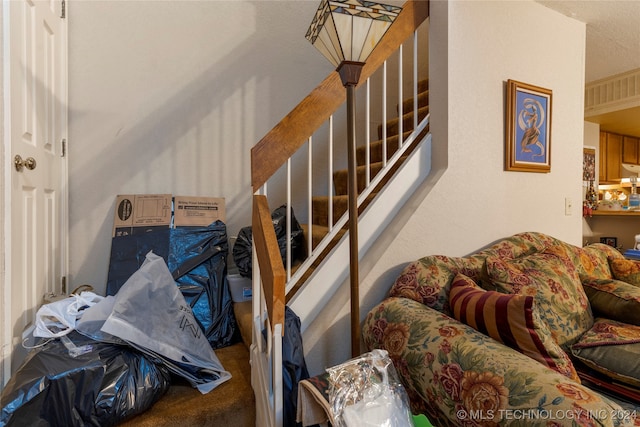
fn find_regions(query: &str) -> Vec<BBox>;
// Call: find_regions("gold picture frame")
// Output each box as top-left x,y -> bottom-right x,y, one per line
505,79 -> 553,172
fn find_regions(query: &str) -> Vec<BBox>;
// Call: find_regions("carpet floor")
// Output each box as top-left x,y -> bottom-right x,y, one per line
119,341 -> 255,426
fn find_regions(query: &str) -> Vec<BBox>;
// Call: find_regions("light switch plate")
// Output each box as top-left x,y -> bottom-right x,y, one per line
565,198 -> 573,216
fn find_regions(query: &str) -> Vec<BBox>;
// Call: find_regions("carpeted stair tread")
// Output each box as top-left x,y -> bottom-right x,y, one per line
401,89 -> 429,113
398,79 -> 429,112
333,162 -> 383,195
379,105 -> 430,139
312,196 -> 347,228
333,155 -> 410,195
354,131 -> 414,167
312,193 -> 378,228
417,78 -> 429,93
119,341 -> 255,427
301,223 -> 347,250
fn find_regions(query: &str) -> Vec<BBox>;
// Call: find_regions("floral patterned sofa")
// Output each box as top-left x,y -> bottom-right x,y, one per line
363,231 -> 640,426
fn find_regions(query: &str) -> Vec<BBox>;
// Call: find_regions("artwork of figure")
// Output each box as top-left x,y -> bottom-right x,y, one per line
518,98 -> 545,157
505,79 -> 552,172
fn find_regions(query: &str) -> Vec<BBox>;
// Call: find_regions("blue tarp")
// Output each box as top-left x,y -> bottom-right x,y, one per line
107,220 -> 237,349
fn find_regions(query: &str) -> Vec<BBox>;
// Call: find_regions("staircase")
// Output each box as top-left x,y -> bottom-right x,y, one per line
294,80 -> 430,293
312,80 -> 429,233
251,1 -> 430,425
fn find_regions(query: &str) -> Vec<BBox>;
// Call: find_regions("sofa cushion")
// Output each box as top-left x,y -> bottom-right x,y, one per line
608,258 -> 640,286
388,232 -> 550,316
582,278 -> 640,326
449,273 -> 579,382
485,247 -> 593,348
389,256 -> 484,316
571,318 -> 640,389
363,297 -> 628,427
579,243 -> 621,280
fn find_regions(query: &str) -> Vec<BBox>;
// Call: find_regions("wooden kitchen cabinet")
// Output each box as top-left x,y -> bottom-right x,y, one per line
600,131 -> 622,182
623,136 -> 640,165
599,132 -> 606,182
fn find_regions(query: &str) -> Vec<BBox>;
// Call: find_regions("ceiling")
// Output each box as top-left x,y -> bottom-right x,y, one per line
536,0 -> 640,137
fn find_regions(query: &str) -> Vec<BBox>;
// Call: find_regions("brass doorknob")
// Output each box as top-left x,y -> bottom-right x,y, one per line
14,155 -> 36,172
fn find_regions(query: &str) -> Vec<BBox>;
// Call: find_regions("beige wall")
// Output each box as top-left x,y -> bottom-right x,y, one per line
302,0 -> 587,374
67,1 -> 333,290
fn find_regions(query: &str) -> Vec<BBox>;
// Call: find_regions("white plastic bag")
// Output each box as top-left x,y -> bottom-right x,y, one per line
34,291 -> 104,338
100,251 -> 231,394
327,349 -> 413,427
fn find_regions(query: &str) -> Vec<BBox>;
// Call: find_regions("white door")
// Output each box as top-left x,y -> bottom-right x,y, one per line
1,0 -> 68,388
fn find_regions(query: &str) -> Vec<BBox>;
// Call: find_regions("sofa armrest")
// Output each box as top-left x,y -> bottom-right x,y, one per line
363,297 -> 631,427
582,278 -> 640,326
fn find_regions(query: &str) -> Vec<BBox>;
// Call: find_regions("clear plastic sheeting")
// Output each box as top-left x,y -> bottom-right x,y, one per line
0,331 -> 171,427
327,349 -> 413,427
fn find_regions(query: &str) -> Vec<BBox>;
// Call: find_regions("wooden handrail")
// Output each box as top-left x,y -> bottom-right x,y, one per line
251,0 -> 430,191
252,194 -> 286,335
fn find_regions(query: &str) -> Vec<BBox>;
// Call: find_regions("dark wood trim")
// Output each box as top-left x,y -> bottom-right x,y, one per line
251,0 -> 430,191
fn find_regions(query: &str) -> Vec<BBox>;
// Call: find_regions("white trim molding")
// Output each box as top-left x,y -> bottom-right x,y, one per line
585,68 -> 640,117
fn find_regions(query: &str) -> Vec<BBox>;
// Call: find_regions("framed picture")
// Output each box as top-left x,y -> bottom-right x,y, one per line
600,237 -> 617,248
505,79 -> 553,172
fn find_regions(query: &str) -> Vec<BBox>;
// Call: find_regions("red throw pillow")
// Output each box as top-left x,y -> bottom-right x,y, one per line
449,273 -> 580,382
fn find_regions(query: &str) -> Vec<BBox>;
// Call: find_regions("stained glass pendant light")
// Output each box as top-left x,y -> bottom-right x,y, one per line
306,0 -> 402,71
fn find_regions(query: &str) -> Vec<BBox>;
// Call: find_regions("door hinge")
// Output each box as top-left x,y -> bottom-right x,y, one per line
61,0 -> 66,19
61,138 -> 66,157
61,276 -> 67,294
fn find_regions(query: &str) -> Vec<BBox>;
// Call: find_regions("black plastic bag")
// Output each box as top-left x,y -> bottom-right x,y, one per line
283,306 -> 310,427
0,331 -> 171,427
233,205 -> 306,278
233,226 -> 253,278
168,223 -> 238,349
107,221 -> 238,349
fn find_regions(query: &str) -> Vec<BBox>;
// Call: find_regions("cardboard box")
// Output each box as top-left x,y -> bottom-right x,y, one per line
112,194 -> 225,237
174,196 -> 225,227
112,194 -> 172,237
